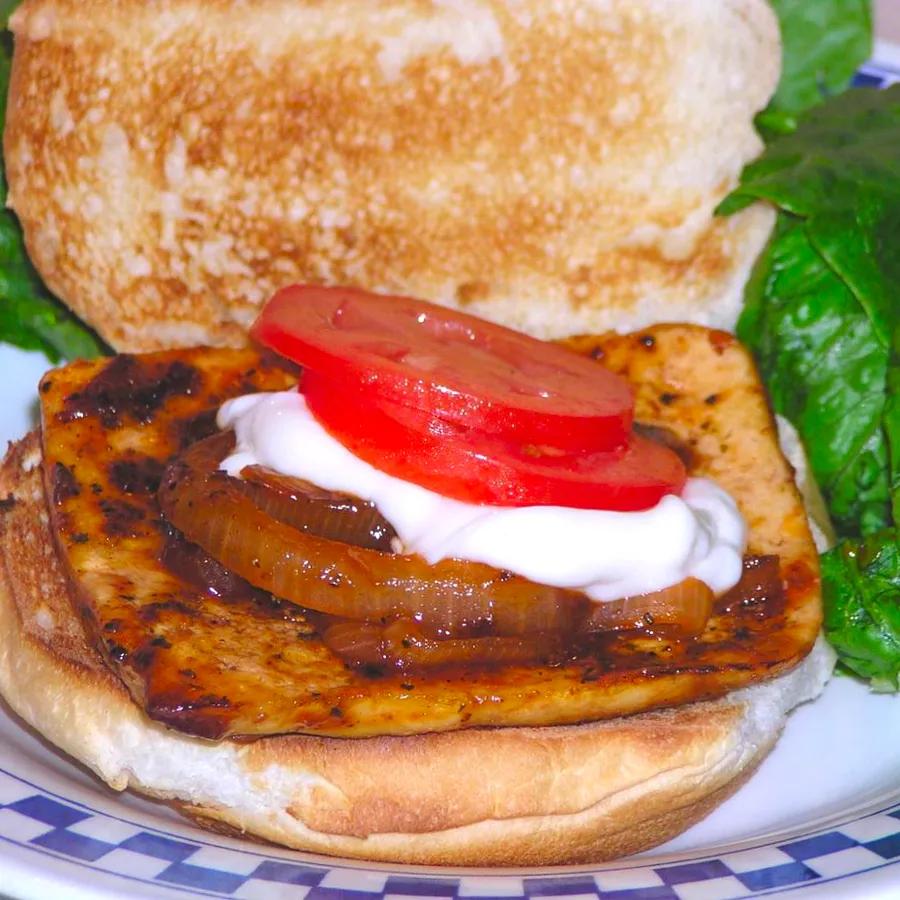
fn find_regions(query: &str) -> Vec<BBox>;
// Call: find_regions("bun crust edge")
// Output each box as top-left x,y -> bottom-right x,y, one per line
0,432 -> 834,866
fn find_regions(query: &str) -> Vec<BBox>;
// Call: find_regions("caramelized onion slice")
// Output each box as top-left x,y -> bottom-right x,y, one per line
159,432 -> 722,641
318,580 -> 715,671
237,465 -> 398,552
159,433 -> 590,637
318,615 -> 565,671
589,578 -> 714,637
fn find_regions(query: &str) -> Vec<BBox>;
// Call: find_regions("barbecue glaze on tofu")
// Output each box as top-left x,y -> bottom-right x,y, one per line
37,328 -> 820,740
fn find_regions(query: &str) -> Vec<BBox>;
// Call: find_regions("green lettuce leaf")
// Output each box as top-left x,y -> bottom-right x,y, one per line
822,533 -> 900,691
762,0 -> 873,133
738,214 -> 891,535
725,86 -> 900,536
0,0 -> 20,25
721,85 -> 900,688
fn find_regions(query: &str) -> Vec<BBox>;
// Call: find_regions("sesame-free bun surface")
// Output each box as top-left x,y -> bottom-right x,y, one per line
0,432 -> 833,865
6,0 -> 778,351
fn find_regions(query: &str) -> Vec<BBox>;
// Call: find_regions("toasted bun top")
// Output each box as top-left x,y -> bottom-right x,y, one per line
7,0 -> 778,350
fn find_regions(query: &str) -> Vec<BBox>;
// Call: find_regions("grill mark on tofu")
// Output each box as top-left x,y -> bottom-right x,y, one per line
52,461 -> 80,505
109,457 -> 165,495
58,355 -> 201,428
98,498 -> 146,538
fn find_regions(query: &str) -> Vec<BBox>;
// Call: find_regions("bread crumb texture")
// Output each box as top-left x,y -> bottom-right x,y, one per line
6,0 -> 778,350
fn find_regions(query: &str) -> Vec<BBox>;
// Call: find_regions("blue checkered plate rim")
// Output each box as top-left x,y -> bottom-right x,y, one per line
4,732 -> 900,900
1,58 -> 900,900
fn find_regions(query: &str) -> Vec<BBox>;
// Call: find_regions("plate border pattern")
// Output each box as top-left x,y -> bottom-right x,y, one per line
2,764 -> 900,900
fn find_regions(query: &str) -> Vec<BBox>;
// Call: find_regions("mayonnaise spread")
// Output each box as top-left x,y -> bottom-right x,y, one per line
218,391 -> 747,602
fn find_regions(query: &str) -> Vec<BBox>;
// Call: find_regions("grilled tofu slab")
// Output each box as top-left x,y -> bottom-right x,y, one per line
36,328 -> 821,739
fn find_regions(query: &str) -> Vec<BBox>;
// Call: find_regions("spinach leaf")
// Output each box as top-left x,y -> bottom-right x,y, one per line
0,23 -> 105,361
822,533 -> 900,692
722,85 -> 900,688
0,0 -> 19,25
724,86 -> 900,537
740,214 -> 890,535
721,87 -> 900,220
762,0 -> 872,133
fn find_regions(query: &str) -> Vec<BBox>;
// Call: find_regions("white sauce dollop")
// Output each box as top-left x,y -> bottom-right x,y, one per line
218,392 -> 747,602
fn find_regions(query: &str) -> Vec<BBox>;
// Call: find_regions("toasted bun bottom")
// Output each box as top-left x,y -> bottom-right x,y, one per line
0,434 -> 834,865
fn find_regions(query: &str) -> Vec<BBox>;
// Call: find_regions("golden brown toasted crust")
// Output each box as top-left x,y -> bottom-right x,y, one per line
0,432 -> 833,864
36,329 -> 821,740
6,0 -> 778,350
0,437 -> 115,681
175,750 -> 769,866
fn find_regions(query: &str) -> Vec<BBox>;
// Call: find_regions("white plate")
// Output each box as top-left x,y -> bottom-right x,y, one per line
3,58 -> 900,900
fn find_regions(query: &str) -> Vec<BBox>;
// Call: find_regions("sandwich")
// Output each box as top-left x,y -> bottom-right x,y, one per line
0,285 -> 831,865
0,0 -> 834,868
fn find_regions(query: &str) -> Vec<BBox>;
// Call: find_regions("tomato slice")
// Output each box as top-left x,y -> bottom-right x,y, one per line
252,285 -> 633,453
302,371 -> 686,511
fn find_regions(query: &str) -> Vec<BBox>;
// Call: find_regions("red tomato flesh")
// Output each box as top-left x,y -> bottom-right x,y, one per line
302,371 -> 686,511
252,285 -> 634,453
